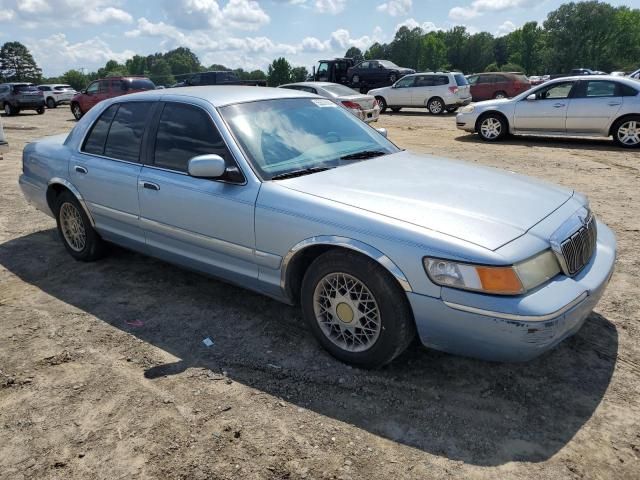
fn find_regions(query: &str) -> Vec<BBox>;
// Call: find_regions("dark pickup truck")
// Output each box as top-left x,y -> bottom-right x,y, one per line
175,71 -> 267,87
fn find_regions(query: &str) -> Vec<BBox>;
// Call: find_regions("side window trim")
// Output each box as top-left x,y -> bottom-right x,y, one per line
146,100 -> 246,184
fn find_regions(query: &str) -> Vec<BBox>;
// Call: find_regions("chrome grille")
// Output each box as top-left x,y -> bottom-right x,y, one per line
559,214 -> 597,276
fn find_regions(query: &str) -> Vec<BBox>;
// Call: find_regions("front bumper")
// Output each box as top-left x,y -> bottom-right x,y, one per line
407,222 -> 616,362
456,111 -> 478,132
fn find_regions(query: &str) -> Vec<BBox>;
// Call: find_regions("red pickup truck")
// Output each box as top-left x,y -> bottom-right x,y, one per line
70,76 -> 155,120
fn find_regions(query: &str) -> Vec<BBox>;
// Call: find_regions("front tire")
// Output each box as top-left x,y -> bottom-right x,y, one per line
71,103 -> 83,120
36,106 -> 45,115
427,97 -> 444,115
3,103 -> 14,116
389,72 -> 398,83
300,250 -> 415,369
493,91 -> 507,99
477,113 -> 507,141
612,117 -> 640,148
376,96 -> 387,113
55,191 -> 106,261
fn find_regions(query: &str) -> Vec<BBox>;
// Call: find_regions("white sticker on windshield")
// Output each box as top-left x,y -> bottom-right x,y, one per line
312,99 -> 337,107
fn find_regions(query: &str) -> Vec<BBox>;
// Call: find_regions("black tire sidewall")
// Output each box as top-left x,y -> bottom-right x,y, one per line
300,250 -> 415,368
47,98 -> 56,108
376,96 -> 387,113
55,191 -> 104,261
71,104 -> 82,120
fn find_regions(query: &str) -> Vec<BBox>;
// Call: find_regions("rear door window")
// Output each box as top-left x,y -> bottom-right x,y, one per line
103,102 -> 154,162
583,81 -> 617,98
435,76 -> 449,86
415,75 -> 434,87
153,103 -> 232,173
82,104 -> 119,156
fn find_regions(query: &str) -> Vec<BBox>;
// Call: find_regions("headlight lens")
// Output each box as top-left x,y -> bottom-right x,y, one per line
459,105 -> 475,113
424,250 -> 560,295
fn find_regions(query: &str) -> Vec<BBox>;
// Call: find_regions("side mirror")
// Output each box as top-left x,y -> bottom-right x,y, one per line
376,128 -> 388,138
526,94 -> 536,101
188,154 -> 226,178
81,89 -> 87,94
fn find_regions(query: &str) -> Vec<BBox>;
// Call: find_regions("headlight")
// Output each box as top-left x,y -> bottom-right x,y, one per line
423,250 -> 560,295
459,105 -> 475,114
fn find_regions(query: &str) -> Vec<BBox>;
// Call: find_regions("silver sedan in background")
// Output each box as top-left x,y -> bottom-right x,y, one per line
456,75 -> 640,148
279,81 -> 380,123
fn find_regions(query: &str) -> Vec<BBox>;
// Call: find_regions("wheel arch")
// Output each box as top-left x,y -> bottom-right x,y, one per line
608,113 -> 640,136
46,178 -> 95,226
475,110 -> 510,133
280,236 -> 412,304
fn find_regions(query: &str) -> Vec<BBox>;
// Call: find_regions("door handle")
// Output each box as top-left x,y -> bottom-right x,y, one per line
608,102 -> 621,106
553,103 -> 565,108
74,165 -> 88,174
140,181 -> 160,191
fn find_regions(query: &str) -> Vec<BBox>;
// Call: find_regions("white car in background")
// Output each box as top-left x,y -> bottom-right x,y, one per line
628,68 -> 640,80
278,82 -> 380,123
37,84 -> 77,109
368,72 -> 472,115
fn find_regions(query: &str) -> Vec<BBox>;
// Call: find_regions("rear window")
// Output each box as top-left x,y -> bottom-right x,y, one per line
122,78 -> 155,91
323,84 -> 359,96
14,85 -> 37,92
454,74 -> 469,86
514,74 -> 529,83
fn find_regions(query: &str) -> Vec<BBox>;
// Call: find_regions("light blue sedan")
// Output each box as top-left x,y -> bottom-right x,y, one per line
19,86 -> 616,368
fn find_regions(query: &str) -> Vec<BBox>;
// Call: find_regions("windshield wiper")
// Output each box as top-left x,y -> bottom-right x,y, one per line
340,150 -> 387,161
271,166 -> 333,180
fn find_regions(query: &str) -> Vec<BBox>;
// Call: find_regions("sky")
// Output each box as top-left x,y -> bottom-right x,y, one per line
0,0 -> 636,76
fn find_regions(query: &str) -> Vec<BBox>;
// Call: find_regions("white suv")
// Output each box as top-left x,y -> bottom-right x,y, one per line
368,72 -> 472,115
37,84 -> 77,109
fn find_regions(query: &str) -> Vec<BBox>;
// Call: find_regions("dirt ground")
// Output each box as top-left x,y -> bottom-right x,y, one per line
0,106 -> 638,480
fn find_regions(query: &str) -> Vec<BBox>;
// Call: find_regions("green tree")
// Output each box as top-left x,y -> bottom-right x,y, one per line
164,47 -> 201,75
247,69 -> 267,80
493,37 -> 509,67
149,59 -> 175,86
61,70 -> 88,91
0,41 -> 42,82
364,42 -> 390,60
463,32 -> 495,74
290,66 -> 309,82
390,27 -> 423,69
267,57 -> 292,86
444,26 -> 470,71
417,32 -> 448,71
126,55 -> 149,76
344,47 -> 364,64
97,59 -> 128,78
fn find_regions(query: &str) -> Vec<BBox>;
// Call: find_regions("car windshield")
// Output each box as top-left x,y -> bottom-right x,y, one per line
322,84 -> 360,97
221,98 -> 399,180
379,60 -> 399,69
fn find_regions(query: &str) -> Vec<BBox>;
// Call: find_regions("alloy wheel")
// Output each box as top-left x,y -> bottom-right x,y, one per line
480,117 -> 502,139
72,104 -> 82,119
59,202 -> 86,252
617,120 -> 640,146
313,272 -> 381,353
429,100 -> 443,114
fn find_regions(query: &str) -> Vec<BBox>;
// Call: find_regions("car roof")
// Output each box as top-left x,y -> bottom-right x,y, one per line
279,82 -> 341,88
117,85 -> 317,107
550,74 -> 640,83
38,83 -> 71,87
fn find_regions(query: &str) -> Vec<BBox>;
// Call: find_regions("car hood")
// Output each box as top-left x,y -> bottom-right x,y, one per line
473,98 -> 513,108
277,151 -> 574,250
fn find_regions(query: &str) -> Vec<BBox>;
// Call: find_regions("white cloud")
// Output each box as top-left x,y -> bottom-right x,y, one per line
314,0 -> 346,14
1,0 -> 133,26
496,20 -> 516,36
449,0 -> 536,21
161,0 -> 269,31
377,0 -> 411,17
28,33 -> 136,74
395,18 -> 443,32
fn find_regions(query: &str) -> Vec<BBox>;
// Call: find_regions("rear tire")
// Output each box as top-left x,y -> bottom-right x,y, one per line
3,103 -> 14,116
493,91 -> 507,99
352,75 -> 360,85
612,116 -> 640,148
427,97 -> 445,115
55,191 -> 106,261
376,96 -> 387,113
300,250 -> 415,369
477,113 -> 508,141
46,97 -> 56,109
36,107 -> 45,115
71,102 -> 83,120
389,72 -> 398,83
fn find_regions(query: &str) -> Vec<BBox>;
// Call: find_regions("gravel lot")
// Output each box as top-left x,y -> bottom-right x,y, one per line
0,106 -> 638,480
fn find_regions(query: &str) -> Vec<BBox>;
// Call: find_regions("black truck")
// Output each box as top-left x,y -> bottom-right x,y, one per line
312,58 -> 356,85
174,71 -> 267,87
311,57 -> 415,93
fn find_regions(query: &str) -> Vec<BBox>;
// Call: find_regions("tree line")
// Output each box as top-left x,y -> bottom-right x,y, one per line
1,1 -> 638,90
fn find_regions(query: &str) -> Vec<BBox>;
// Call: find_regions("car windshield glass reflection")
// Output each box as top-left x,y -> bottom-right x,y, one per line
221,98 -> 399,180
